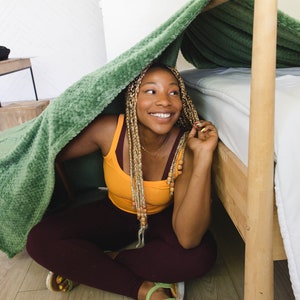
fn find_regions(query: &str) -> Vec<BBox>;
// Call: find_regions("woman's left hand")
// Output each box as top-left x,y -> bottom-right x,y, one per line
187,120 -> 218,153
172,120 -> 218,247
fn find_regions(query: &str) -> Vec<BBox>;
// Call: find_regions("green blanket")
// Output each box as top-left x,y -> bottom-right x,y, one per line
0,0 -> 210,258
181,0 -> 300,68
1,0 -> 300,258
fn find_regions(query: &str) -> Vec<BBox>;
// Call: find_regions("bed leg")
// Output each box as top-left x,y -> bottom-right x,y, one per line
244,0 -> 277,299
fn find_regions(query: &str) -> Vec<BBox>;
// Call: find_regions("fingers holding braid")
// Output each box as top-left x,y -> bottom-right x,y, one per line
187,120 -> 218,153
196,120 -> 217,137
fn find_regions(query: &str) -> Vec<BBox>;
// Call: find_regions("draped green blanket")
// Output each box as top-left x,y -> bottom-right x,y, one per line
1,0 -> 300,258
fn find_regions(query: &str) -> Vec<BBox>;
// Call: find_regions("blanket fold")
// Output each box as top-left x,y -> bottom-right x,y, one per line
181,0 -> 300,68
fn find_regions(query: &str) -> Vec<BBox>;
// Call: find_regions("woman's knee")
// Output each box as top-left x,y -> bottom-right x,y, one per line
180,231 -> 217,279
194,231 -> 218,274
26,220 -> 57,261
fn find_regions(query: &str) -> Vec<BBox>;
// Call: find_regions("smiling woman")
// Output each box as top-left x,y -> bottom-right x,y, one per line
136,65 -> 183,137
26,62 -> 218,300
135,66 -> 183,176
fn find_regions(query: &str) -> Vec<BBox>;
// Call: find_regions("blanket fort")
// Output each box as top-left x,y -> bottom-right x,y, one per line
1,2 -> 300,298
0,0 -> 211,258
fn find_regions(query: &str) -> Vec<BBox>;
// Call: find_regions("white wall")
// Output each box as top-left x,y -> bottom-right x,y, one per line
278,0 -> 300,20
0,0 -> 106,103
100,0 -> 189,62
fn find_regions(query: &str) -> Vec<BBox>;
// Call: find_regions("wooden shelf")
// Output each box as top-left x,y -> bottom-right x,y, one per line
0,58 -> 38,101
0,58 -> 32,76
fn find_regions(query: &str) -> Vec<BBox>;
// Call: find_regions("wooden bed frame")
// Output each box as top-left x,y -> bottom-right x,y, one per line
212,141 -> 286,290
212,141 -> 286,261
205,1 -> 283,299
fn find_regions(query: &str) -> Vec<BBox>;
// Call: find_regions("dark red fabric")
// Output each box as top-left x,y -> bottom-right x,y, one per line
26,199 -> 217,298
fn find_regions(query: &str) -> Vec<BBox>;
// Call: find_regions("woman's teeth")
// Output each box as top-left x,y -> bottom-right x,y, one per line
150,113 -> 171,118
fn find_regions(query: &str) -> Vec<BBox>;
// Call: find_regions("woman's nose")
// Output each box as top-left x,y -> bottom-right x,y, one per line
155,93 -> 171,106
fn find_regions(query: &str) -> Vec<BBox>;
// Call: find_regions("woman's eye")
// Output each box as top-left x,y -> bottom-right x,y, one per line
170,90 -> 180,96
145,89 -> 155,94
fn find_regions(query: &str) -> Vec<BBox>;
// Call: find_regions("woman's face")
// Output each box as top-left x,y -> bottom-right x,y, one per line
136,67 -> 182,135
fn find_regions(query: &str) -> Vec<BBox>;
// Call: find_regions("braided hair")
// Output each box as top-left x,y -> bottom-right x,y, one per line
125,62 -> 200,247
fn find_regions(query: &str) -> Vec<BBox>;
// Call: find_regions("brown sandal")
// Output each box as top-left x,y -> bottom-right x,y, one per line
46,271 -> 78,292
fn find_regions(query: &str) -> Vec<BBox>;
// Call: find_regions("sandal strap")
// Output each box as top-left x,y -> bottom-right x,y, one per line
61,279 -> 73,292
46,271 -> 75,293
146,282 -> 175,300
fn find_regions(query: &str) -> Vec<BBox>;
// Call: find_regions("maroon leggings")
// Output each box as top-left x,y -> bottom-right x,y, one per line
26,198 -> 217,299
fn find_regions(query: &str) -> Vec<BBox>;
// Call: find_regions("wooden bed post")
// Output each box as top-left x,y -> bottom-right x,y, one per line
245,0 -> 278,299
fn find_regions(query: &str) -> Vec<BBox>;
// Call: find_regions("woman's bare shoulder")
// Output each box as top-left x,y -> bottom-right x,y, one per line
90,114 -> 120,154
92,114 -> 119,128
56,114 -> 120,162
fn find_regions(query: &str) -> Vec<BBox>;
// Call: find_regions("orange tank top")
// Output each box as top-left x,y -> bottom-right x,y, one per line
103,114 -> 185,215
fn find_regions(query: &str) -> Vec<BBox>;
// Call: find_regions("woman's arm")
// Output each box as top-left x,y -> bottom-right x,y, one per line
172,121 -> 218,249
56,114 -> 118,162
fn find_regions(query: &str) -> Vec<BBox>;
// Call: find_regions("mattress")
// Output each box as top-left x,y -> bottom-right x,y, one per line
181,67 -> 300,299
182,67 -> 300,166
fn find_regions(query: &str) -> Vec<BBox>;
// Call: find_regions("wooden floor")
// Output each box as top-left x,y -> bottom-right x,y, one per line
0,199 -> 295,300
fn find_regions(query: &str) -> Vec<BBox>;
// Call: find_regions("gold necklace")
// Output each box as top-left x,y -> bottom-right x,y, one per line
140,132 -> 170,156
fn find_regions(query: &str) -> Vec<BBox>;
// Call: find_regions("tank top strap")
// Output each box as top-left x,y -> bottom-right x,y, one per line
108,114 -> 124,152
116,116 -> 126,168
162,129 -> 185,180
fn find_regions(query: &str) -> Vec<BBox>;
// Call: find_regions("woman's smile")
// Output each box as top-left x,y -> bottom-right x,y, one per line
149,112 -> 172,119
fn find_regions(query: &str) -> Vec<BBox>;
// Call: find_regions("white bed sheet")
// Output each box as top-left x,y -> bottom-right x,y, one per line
181,67 -> 300,299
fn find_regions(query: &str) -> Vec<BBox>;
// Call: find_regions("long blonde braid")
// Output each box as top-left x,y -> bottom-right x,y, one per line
125,63 -> 200,247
